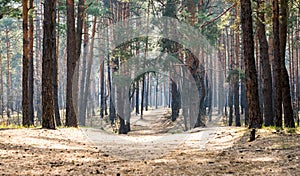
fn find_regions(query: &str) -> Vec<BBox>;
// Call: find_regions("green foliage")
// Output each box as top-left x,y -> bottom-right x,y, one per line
57,23 -> 67,36
226,69 -> 245,83
86,1 -> 107,17
286,128 -> 296,133
0,0 -> 21,19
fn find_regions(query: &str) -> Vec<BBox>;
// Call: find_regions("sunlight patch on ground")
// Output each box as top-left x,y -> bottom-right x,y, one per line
248,156 -> 279,162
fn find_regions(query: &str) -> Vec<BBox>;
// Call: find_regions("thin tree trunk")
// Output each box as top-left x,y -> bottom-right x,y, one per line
228,25 -> 234,126
135,81 -> 139,114
141,74 -> 145,119
54,0 -> 61,126
35,0 -> 42,122
29,0 -> 34,125
296,7 -> 300,126
155,76 -> 158,109
145,73 -> 149,111
79,21 -> 89,124
0,52 -> 2,117
80,16 -> 97,126
171,80 -> 180,121
272,0 -> 283,128
22,0 -> 30,126
217,39 -> 225,115
234,7 -> 241,126
6,27 -> 11,120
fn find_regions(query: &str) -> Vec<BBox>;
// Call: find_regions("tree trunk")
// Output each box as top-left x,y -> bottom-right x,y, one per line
66,0 -> 78,127
171,80 -> 180,122
135,81 -> 139,114
186,0 -> 206,128
155,76 -> 158,109
54,0 -> 61,126
22,0 -> 30,126
228,25 -> 234,126
145,73 -> 149,111
0,52 -> 3,117
73,0 -> 86,115
28,0 -> 34,125
42,0 -> 56,129
80,16 -> 97,126
100,59 -> 105,119
279,0 -> 295,128
218,40 -> 225,115
257,0 -> 274,126
240,0 -> 262,128
141,74 -> 145,119
108,0 -> 116,125
272,0 -> 283,127
79,21 -> 89,122
234,8 -> 241,126
35,0 -> 42,122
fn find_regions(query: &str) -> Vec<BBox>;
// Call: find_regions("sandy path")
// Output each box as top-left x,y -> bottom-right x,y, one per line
83,108 -> 218,160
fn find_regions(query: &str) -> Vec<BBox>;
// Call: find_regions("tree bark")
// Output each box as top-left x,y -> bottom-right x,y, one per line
35,0 -> 42,122
279,0 -> 295,128
240,0 -> 262,128
234,8 -> 241,126
80,16 -> 97,126
54,0 -> 61,126
171,80 -> 180,121
141,74 -> 145,119
28,0 -> 34,125
66,0 -> 78,127
0,52 -> 3,117
22,0 -> 30,126
257,0 -> 274,126
272,0 -> 283,127
79,21 -> 89,123
42,0 -> 56,129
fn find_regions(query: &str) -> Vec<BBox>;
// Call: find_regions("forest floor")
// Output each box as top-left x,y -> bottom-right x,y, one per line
0,108 -> 299,175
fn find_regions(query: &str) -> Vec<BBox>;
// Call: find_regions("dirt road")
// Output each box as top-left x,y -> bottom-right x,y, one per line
84,108 -> 223,160
0,108 -> 299,175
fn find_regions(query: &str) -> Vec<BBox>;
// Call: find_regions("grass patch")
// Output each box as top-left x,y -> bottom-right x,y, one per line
286,128 -> 296,133
0,124 -> 25,129
262,125 -> 283,132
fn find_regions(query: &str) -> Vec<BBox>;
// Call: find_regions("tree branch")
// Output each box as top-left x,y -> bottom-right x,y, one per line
200,3 -> 236,28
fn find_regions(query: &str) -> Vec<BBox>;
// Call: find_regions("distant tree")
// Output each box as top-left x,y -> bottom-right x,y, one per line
80,16 -> 97,126
42,0 -> 56,129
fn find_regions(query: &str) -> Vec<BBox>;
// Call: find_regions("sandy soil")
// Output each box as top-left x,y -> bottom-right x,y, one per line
0,109 -> 299,175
